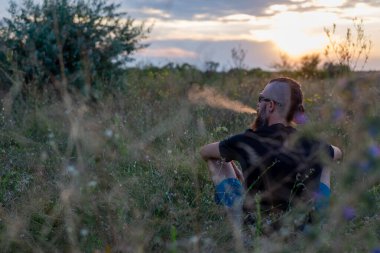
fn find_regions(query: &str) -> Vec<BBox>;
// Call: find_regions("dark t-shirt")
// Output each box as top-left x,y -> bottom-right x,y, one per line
219,123 -> 334,214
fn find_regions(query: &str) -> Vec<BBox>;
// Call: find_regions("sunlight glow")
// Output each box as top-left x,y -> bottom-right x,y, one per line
218,14 -> 256,23
193,13 -> 212,20
250,11 -> 337,56
312,0 -> 346,7
265,4 -> 289,14
139,47 -> 198,58
345,3 -> 380,19
142,18 -> 256,41
131,1 -> 380,63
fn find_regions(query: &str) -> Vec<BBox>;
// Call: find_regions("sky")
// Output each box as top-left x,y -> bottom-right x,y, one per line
1,0 -> 380,71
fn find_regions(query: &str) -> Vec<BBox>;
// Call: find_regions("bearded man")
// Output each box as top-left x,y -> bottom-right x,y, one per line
200,77 -> 342,226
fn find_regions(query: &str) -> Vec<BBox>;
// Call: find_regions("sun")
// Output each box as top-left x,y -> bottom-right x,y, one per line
271,30 -> 326,57
250,11 -> 335,57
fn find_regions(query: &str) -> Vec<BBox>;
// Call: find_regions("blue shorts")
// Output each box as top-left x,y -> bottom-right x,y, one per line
214,180 -> 330,210
214,178 -> 243,208
315,182 -> 331,211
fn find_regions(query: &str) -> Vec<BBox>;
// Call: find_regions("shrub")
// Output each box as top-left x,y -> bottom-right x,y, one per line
323,17 -> 372,72
0,0 -> 150,96
298,53 -> 321,79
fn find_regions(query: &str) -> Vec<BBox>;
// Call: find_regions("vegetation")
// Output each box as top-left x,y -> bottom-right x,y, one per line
0,0 -> 149,96
0,61 -> 379,252
324,17 -> 372,72
0,1 -> 379,252
271,17 -> 372,79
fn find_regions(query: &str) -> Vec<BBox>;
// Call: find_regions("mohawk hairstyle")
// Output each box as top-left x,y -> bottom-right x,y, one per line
268,77 -> 304,123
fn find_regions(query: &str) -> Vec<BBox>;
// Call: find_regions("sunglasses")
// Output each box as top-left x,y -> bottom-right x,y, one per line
258,95 -> 282,106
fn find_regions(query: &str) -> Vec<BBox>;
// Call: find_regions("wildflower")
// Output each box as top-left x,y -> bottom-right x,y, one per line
80,228 -> 89,237
294,112 -> 308,125
88,181 -> 97,187
190,235 -> 199,244
368,144 -> 380,158
104,129 -> 113,138
358,160 -> 371,172
214,126 -> 228,133
66,165 -> 78,176
333,108 -> 344,121
40,151 -> 48,161
343,206 -> 356,221
368,126 -> 379,137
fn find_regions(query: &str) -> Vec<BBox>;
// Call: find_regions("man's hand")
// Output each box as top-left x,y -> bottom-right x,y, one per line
200,142 -> 221,161
231,161 -> 244,183
331,145 -> 343,161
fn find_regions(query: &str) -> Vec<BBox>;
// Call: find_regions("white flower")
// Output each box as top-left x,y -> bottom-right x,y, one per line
104,129 -> 113,138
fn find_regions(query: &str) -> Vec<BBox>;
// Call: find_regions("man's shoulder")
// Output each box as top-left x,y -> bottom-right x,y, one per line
219,129 -> 265,150
247,124 -> 297,142
292,134 -> 334,159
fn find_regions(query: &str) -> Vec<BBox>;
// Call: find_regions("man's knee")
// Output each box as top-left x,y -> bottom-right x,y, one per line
208,160 -> 237,185
214,178 -> 244,208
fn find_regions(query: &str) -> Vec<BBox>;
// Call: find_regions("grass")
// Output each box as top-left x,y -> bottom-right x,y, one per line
0,68 -> 380,252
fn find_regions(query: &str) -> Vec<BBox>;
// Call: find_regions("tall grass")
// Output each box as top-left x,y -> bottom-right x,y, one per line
0,67 -> 379,252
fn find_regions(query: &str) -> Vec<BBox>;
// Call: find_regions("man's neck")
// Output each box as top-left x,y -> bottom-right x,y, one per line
268,117 -> 289,127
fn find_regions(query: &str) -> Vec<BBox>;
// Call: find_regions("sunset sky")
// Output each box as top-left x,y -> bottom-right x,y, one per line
1,0 -> 380,70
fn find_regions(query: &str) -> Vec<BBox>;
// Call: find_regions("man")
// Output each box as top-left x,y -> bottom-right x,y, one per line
200,77 -> 342,225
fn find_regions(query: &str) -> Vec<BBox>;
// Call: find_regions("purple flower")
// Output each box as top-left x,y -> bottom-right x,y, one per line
333,109 -> 345,121
368,144 -> 380,158
358,160 -> 371,172
343,206 -> 356,221
371,248 -> 380,253
294,112 -> 308,125
368,126 -> 379,137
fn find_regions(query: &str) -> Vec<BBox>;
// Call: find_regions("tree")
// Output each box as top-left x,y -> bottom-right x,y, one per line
298,53 -> 321,78
272,52 -> 295,72
204,61 -> 219,73
0,0 -> 150,95
231,44 -> 247,70
324,17 -> 372,72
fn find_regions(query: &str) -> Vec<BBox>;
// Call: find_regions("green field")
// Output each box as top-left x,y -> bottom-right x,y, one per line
0,66 -> 379,252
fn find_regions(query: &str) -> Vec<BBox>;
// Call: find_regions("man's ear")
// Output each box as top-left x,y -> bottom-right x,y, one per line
268,101 -> 275,113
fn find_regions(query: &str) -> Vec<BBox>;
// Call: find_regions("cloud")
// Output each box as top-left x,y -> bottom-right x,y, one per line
144,17 -> 256,41
342,3 -> 380,21
249,10 -> 340,56
265,4 -> 292,14
132,39 -> 277,70
1,0 -> 380,70
217,14 -> 256,23
311,0 -> 347,7
138,47 -> 198,58
135,0 -> 379,60
192,13 -> 217,20
123,0 -> 288,19
140,8 -> 171,18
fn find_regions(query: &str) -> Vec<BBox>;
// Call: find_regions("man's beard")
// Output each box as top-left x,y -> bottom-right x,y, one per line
252,105 -> 268,130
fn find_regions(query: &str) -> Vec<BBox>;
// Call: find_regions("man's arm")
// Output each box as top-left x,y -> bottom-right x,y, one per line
331,145 -> 342,161
231,161 -> 244,183
321,145 -> 342,189
200,142 -> 221,161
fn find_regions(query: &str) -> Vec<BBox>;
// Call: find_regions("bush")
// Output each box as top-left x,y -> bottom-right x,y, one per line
298,53 -> 321,79
0,0 -> 150,96
323,17 -> 372,72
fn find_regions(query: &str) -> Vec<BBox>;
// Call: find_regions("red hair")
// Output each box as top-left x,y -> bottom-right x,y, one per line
268,77 -> 304,123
